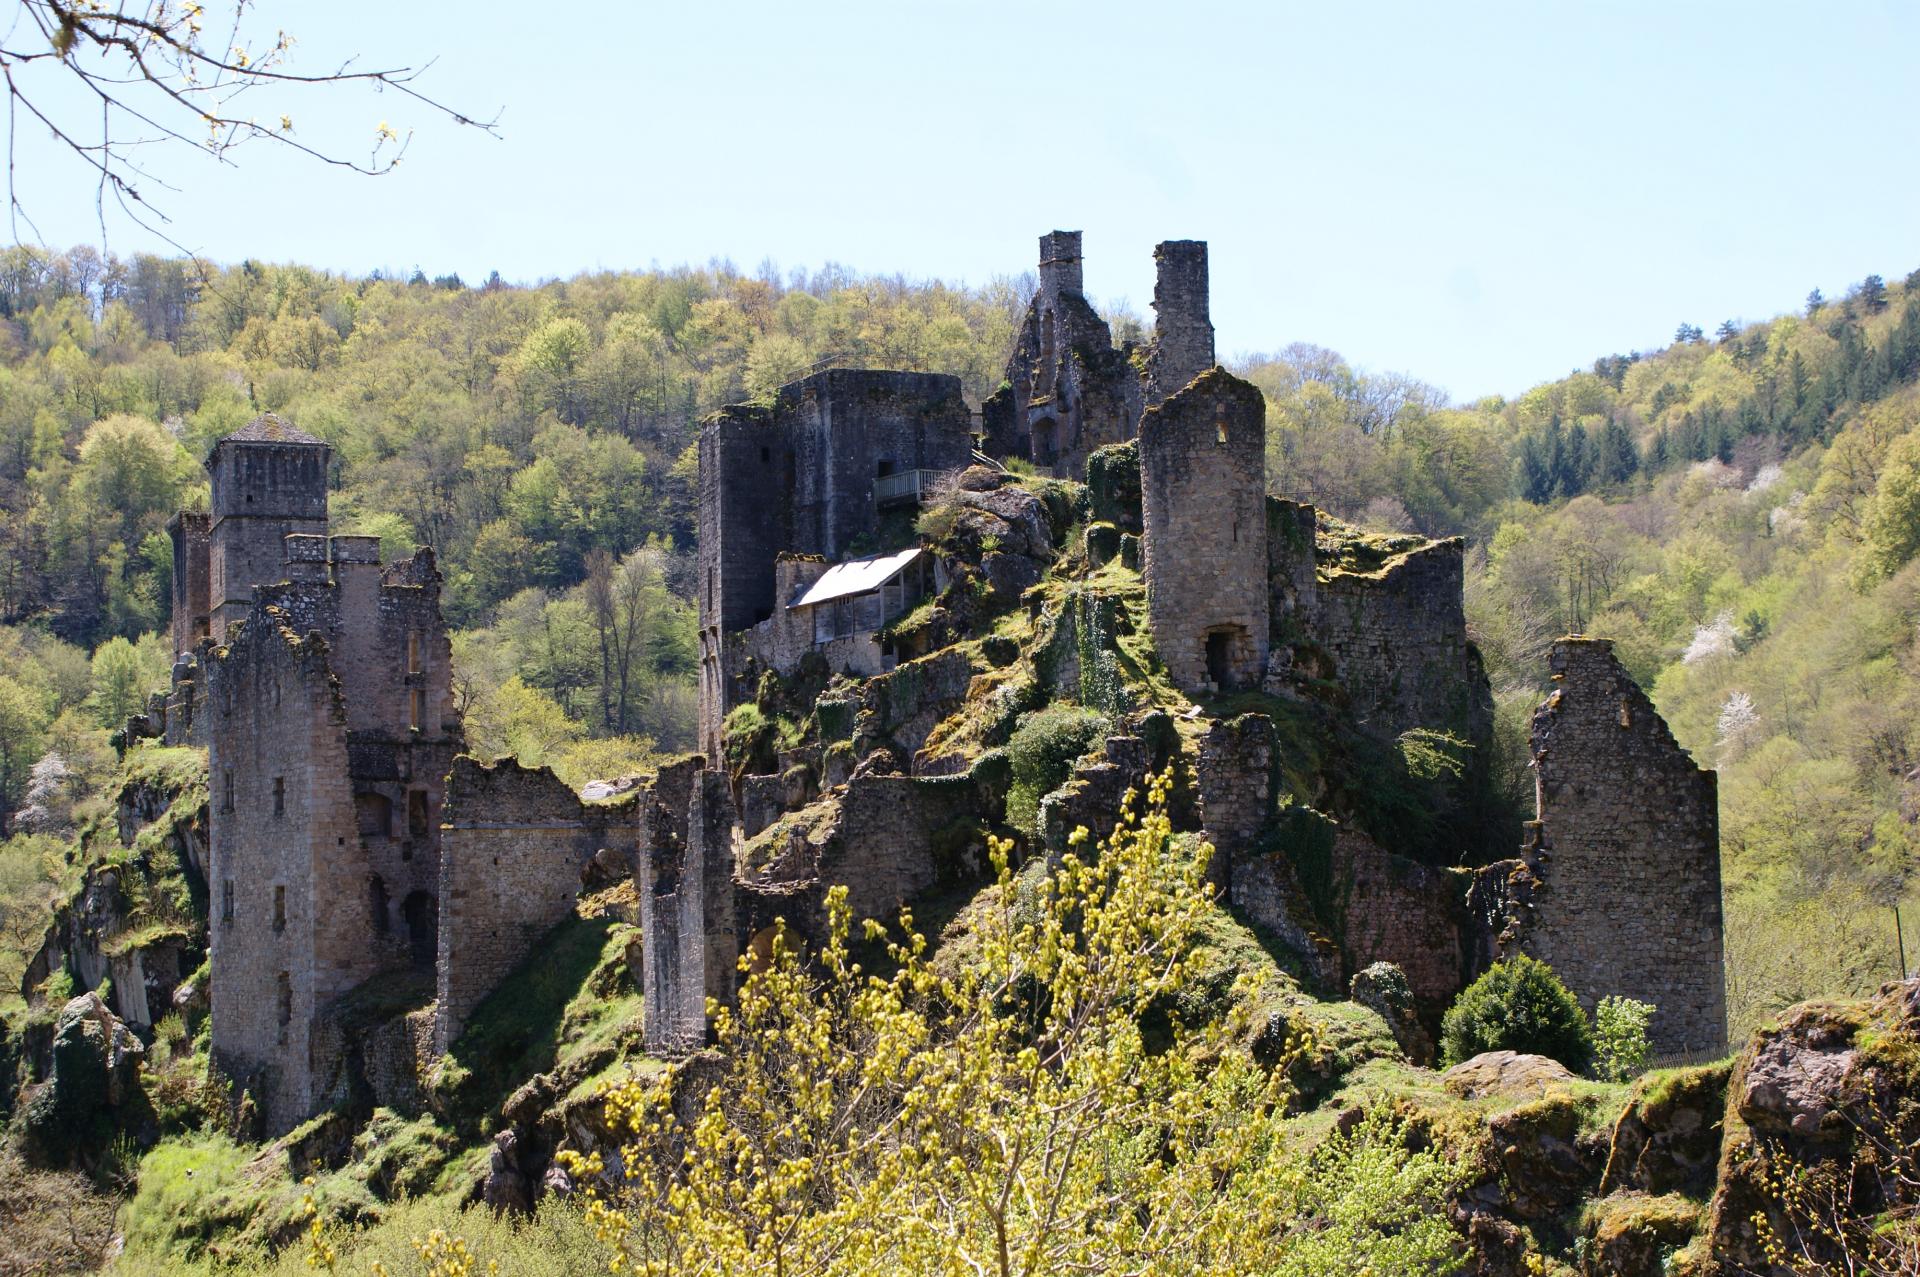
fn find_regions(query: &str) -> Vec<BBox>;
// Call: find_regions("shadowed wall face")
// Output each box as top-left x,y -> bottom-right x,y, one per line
1520,638 -> 1727,1055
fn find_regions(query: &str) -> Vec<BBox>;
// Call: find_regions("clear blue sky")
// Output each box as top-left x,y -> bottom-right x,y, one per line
14,0 -> 1919,401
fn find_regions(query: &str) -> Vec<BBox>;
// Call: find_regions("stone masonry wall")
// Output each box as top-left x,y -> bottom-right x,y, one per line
1518,638 -> 1726,1054
981,230 -> 1144,480
1140,368 -> 1270,693
641,767 -> 736,1055
206,610 -> 363,1134
167,511 -> 210,659
433,757 -> 634,1051
1308,539 -> 1493,751
697,371 -> 972,762
1143,240 -> 1215,407
206,420 -> 330,638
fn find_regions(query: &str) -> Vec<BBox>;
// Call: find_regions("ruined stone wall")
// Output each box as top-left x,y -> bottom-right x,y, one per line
433,757 -> 633,1051
206,427 -> 329,639
206,611 -> 364,1134
1519,638 -> 1726,1054
167,511 -> 211,659
1143,240 -> 1215,406
776,369 -> 971,562
983,230 -> 1144,480
640,766 -> 735,1055
1140,368 -> 1270,693
696,373 -> 971,762
1196,714 -> 1275,881
1265,498 -> 1319,634
1307,539 -> 1493,750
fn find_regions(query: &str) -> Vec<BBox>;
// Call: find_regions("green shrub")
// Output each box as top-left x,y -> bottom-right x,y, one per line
1003,704 -> 1108,836
1593,994 -> 1657,1081
1439,954 -> 1593,1071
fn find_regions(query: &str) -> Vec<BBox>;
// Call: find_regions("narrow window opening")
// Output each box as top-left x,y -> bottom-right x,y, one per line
272,885 -> 286,932
222,770 -> 234,813
272,776 -> 285,818
410,688 -> 427,732
406,631 -> 421,674
408,789 -> 430,838
276,971 -> 292,1044
760,446 -> 771,463
370,875 -> 389,935
221,879 -> 234,925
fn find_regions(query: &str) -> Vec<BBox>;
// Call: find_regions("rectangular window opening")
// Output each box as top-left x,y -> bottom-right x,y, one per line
272,776 -> 285,818
272,884 -> 286,932
221,879 -> 234,925
222,770 -> 234,813
406,631 -> 421,675
407,789 -> 430,839
276,971 -> 292,1044
409,688 -> 427,732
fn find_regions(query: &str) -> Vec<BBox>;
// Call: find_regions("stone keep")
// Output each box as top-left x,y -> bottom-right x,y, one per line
1139,368 -> 1270,693
1519,638 -> 1727,1055
205,414 -> 330,640
695,369 -> 973,763
193,417 -> 460,1133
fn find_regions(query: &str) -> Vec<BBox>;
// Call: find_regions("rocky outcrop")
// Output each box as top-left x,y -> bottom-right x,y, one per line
1704,980 -> 1920,1273
16,993 -> 150,1166
21,751 -> 209,1030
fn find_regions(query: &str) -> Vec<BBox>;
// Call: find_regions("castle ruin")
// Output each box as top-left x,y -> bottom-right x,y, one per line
155,232 -> 1726,1136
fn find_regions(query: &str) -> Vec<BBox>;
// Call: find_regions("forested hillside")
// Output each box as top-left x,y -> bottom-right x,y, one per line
2,244 -> 1918,1035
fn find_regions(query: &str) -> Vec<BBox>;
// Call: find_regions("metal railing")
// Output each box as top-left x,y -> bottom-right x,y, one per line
873,468 -> 946,506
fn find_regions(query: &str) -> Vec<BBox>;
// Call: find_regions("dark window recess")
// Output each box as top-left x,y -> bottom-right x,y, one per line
408,790 -> 430,838
272,885 -> 286,932
272,776 -> 285,818
276,972 -> 292,1043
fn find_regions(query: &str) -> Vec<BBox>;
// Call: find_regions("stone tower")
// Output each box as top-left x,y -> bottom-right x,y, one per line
1139,367 -> 1270,693
1144,240 -> 1215,406
207,414 -> 330,640
1519,638 -> 1727,1055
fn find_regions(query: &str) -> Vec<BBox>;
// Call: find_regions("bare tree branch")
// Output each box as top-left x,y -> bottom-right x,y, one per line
0,0 -> 501,246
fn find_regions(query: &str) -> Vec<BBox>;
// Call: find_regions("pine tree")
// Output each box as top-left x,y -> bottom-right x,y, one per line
1806,288 -> 1824,318
1860,274 -> 1889,314
1716,319 -> 1740,342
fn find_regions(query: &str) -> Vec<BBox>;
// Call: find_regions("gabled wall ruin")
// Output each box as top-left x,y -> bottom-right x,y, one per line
1513,638 -> 1726,1054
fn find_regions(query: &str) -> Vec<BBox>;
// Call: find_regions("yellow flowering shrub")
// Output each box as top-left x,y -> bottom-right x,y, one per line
566,773 -> 1468,1276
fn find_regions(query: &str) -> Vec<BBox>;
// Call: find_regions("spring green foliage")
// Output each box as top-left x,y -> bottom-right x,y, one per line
1002,703 -> 1108,836
1593,995 -> 1657,1081
1440,954 -> 1594,1071
564,776 -> 1468,1276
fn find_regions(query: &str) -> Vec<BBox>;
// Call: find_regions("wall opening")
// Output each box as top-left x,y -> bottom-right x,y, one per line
276,971 -> 292,1044
1032,417 -> 1059,467
221,770 -> 234,813
410,688 -> 427,732
1205,625 -> 1252,692
355,791 -> 393,838
272,884 -> 286,932
406,631 -> 421,674
221,879 -> 234,925
370,875 -> 389,935
402,890 -> 437,967
407,789 -> 430,838
272,776 -> 285,818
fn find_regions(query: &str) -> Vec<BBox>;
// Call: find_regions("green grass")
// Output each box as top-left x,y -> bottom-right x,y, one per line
429,910 -> 648,1133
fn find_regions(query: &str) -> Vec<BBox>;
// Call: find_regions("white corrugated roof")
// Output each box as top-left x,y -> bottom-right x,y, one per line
790,547 -> 925,609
